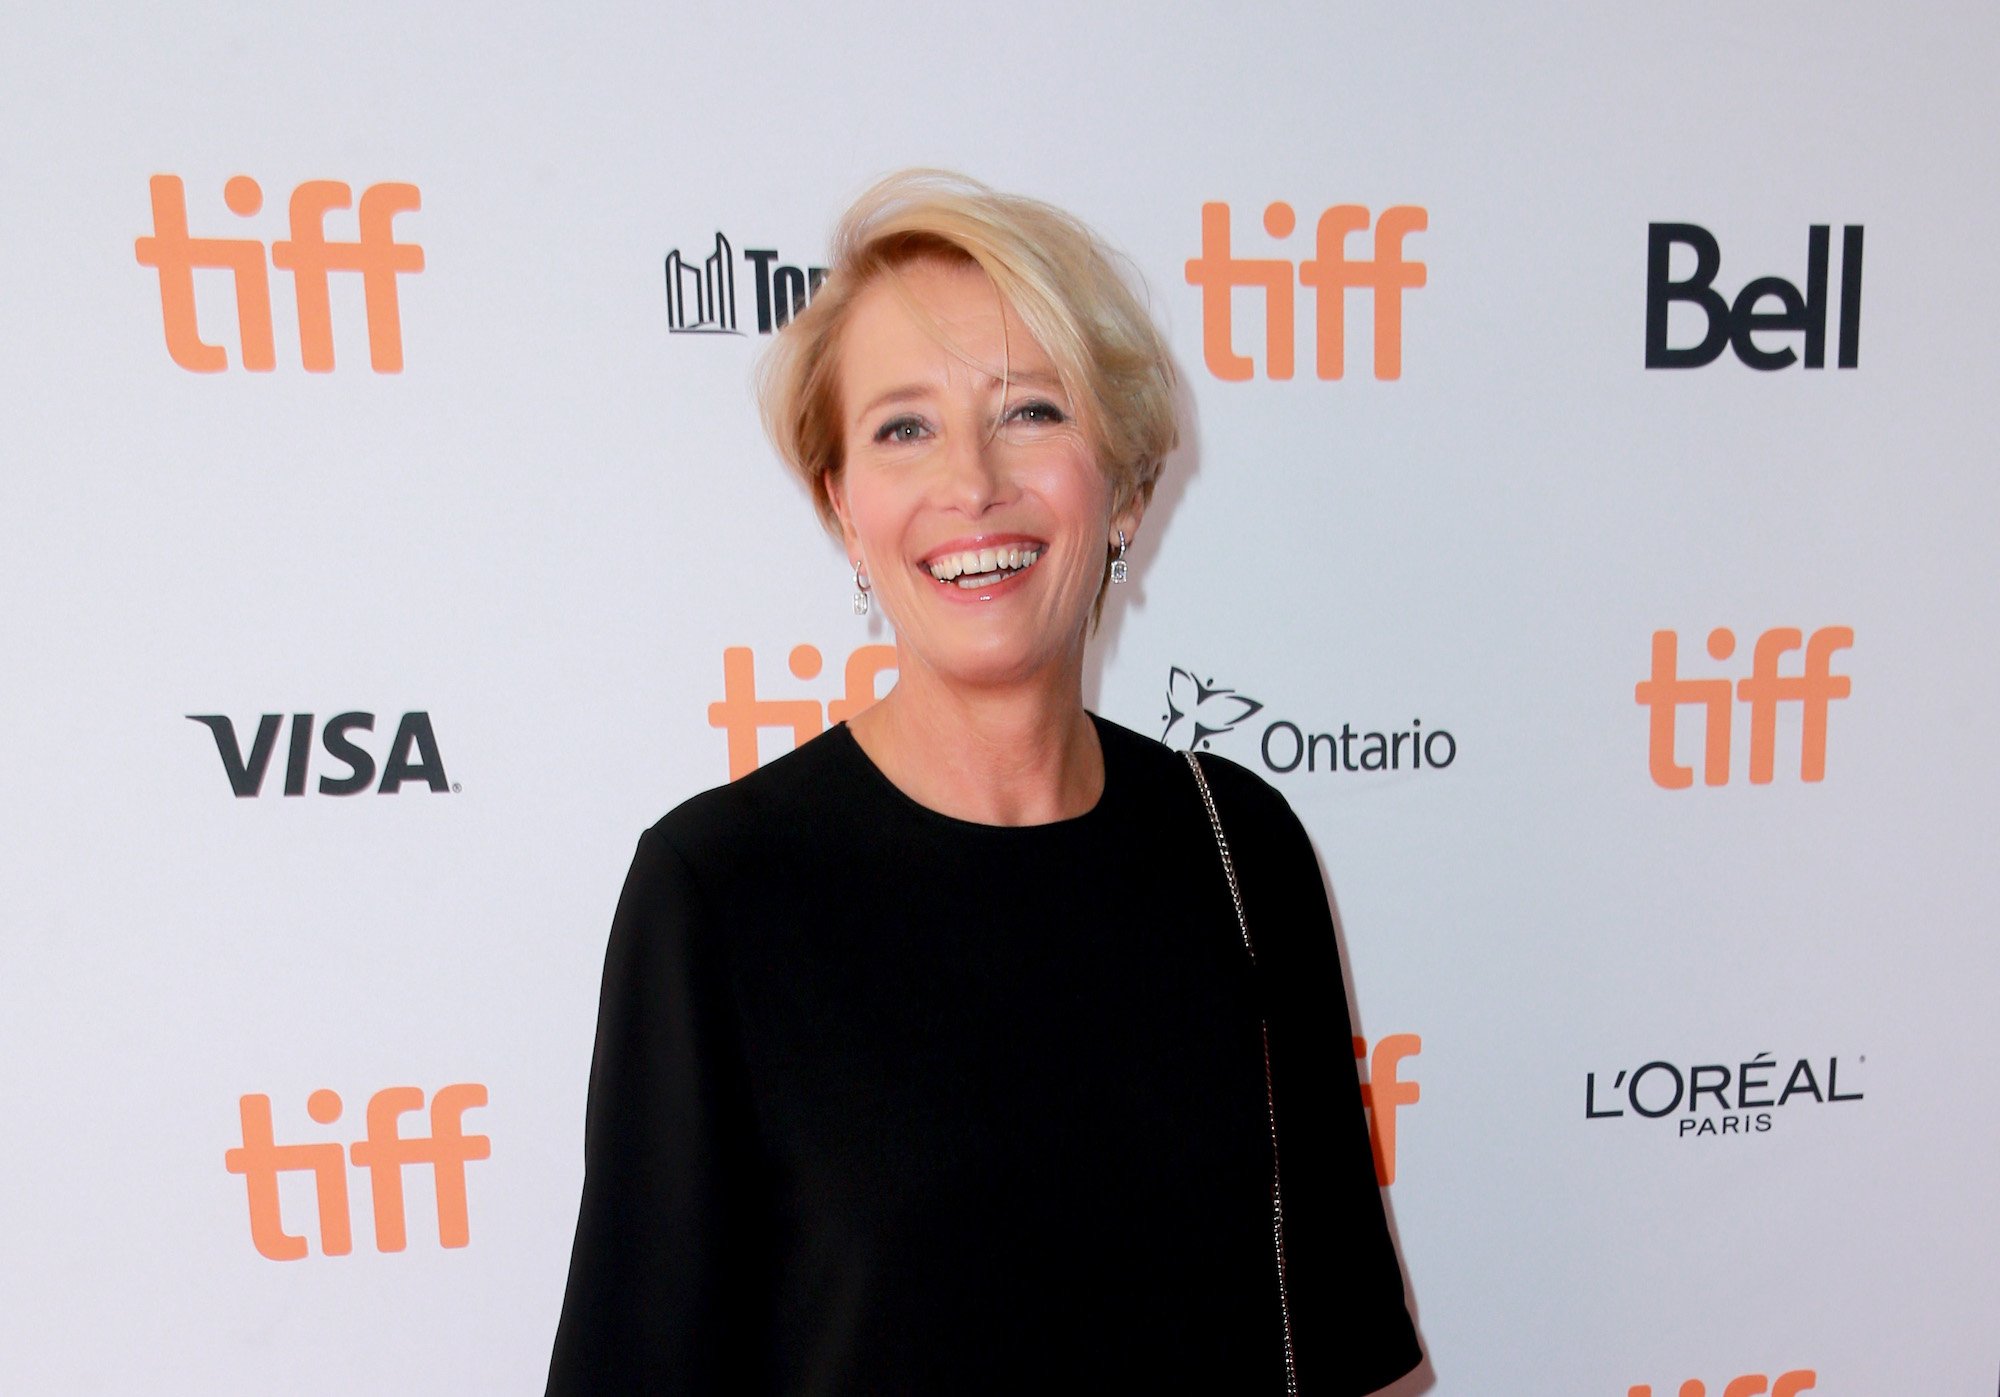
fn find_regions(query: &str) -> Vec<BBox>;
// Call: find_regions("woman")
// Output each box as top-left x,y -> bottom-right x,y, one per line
547,171 -> 1420,1395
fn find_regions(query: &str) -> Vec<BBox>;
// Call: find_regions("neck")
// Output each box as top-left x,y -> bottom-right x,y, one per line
845,654 -> 1102,826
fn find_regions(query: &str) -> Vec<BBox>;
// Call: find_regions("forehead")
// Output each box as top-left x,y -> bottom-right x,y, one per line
837,258 -> 1055,399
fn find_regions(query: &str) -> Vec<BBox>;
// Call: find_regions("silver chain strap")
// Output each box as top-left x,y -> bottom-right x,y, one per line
1184,750 -> 1299,1396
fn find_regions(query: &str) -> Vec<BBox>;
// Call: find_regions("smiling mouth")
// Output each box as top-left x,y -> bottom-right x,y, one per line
925,544 -> 1044,590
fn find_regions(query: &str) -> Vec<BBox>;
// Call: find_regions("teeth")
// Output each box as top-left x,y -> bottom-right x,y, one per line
927,546 -> 1042,582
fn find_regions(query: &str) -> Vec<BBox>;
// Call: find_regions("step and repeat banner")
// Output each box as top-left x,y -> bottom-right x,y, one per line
4,3 -> 1996,1393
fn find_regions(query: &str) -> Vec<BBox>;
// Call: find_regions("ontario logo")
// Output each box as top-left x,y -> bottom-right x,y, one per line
1158,667 -> 1456,776
664,231 -> 827,336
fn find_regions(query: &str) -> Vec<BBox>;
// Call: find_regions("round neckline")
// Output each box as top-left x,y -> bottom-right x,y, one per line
827,712 -> 1121,834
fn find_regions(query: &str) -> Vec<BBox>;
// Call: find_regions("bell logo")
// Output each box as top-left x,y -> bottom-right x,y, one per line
1634,628 -> 1853,788
135,174 -> 423,372
1185,200 -> 1426,381
1645,221 -> 1861,370
224,1084 -> 488,1260
187,711 -> 453,796
1629,1370 -> 1817,1397
1355,1034 -> 1420,1186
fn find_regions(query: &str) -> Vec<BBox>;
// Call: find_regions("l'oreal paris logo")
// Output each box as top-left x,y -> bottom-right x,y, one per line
1585,1052 -> 1863,1139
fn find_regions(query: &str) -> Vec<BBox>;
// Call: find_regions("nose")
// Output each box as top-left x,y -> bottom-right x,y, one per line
936,419 -> 1012,515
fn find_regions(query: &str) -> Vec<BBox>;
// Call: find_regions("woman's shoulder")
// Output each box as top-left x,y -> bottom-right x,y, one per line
1096,712 -> 1297,834
640,725 -> 862,874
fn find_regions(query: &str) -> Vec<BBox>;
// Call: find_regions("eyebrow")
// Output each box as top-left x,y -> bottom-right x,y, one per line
852,385 -> 929,426
850,370 -> 1067,429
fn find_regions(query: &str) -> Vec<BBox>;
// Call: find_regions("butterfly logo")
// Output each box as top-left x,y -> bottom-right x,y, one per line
1160,668 -> 1265,751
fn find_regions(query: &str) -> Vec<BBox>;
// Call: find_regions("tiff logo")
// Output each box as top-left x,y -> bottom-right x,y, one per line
1356,1033 -> 1420,1186
1634,627 -> 1852,789
135,175 -> 422,373
225,1085 -> 488,1260
664,232 -> 827,335
709,644 -> 897,779
1185,200 -> 1426,381
1630,1371 -> 1817,1397
187,711 -> 452,796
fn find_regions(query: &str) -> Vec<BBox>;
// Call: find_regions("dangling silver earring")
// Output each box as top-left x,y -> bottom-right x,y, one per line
1109,530 -> 1129,584
852,561 -> 872,615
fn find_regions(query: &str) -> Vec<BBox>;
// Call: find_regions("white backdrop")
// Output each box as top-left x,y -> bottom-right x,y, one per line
3,3 -> 1996,1393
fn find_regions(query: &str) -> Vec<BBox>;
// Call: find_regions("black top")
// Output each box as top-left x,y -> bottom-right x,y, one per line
547,716 -> 1420,1395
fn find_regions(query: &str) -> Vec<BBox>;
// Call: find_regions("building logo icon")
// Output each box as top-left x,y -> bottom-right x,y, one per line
664,232 -> 739,334
664,232 -> 826,336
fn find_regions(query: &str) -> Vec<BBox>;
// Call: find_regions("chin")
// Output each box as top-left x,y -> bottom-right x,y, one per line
914,633 -> 1069,692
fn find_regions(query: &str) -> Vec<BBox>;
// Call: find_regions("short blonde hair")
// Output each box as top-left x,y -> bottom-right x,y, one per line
759,169 -> 1178,534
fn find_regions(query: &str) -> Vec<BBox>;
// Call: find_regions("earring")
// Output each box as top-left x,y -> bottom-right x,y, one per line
852,561 -> 872,616
1109,530 -> 1129,585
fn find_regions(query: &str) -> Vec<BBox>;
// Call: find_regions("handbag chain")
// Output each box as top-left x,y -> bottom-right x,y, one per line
1184,751 -> 1300,1397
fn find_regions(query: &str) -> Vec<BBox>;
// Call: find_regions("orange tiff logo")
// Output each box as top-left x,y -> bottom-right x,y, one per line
1356,1033 -> 1420,1185
1635,627 -> 1853,788
708,644 -> 898,779
1185,200 -> 1426,381
1630,1370 -> 1817,1397
224,1084 -> 487,1260
135,174 -> 423,372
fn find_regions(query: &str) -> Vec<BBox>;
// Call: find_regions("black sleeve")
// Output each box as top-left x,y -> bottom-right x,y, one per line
546,828 -> 771,1395
1207,760 -> 1423,1396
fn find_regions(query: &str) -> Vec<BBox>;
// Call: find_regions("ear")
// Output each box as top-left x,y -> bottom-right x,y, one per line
825,470 -> 863,564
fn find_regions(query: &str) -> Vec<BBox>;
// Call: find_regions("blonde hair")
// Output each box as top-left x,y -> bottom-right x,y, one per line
759,169 -> 1178,534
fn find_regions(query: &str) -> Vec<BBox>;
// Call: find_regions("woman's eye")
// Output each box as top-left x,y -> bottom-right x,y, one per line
1008,400 -> 1067,425
874,416 -> 927,444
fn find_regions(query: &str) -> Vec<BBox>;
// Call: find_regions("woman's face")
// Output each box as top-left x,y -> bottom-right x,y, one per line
829,259 -> 1140,693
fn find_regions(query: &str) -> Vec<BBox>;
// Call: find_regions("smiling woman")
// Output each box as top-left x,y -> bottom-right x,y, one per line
545,171 -> 1423,1396
756,173 -> 1178,825
823,256 -> 1139,807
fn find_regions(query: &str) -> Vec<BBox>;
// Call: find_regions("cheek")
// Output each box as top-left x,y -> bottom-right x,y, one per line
839,466 -> 912,552
1020,438 -> 1111,510
1047,469 -> 1116,557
